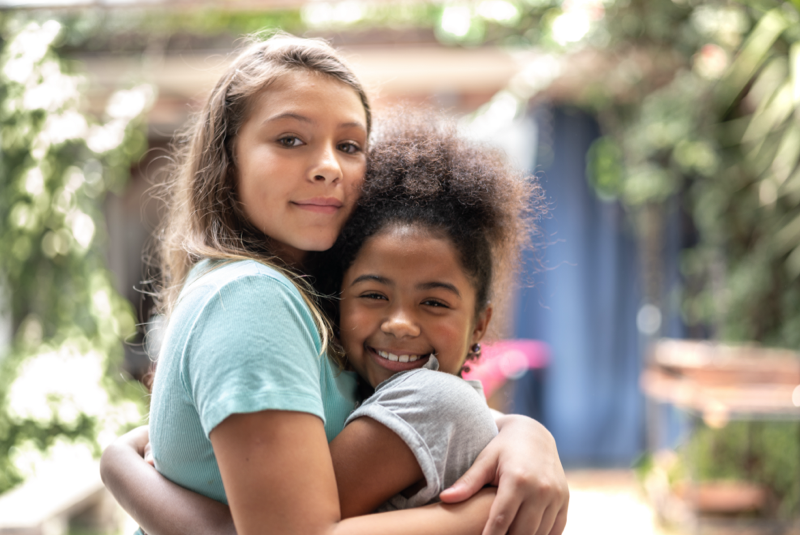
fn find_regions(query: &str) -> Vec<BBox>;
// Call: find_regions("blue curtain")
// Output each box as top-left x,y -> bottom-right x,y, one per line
511,107 -> 645,467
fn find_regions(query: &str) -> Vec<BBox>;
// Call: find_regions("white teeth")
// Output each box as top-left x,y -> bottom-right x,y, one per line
377,350 -> 400,361
377,350 -> 425,363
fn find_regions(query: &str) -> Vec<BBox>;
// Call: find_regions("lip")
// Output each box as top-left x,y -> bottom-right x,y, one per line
367,346 -> 431,373
292,197 -> 343,214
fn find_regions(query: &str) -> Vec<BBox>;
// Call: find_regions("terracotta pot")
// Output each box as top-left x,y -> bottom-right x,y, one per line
673,480 -> 769,514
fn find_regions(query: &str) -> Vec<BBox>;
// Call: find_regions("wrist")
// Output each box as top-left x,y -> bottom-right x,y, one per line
495,413 -> 537,430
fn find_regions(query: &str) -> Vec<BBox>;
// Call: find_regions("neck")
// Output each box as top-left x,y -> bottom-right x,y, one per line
270,241 -> 307,270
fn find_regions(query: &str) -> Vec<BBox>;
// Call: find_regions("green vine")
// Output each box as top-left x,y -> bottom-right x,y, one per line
0,15 -> 150,493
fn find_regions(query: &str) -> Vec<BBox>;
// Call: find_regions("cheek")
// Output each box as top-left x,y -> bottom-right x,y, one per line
430,320 -> 472,372
344,166 -> 365,203
339,302 -> 369,343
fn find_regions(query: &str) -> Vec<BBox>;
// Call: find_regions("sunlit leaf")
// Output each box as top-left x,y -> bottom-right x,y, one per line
742,81 -> 793,143
716,8 -> 789,111
774,211 -> 800,254
785,243 -> 800,279
770,122 -> 800,185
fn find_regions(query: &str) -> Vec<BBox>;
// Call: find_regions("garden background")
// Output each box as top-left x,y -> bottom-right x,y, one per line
1,0 -> 799,532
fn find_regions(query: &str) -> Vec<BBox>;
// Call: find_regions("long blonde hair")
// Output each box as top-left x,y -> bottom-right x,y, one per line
154,33 -> 371,362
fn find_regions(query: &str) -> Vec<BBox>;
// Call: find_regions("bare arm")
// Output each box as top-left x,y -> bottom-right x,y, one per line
331,488 -> 496,535
211,409 -> 491,535
439,414 -> 569,535
99,427 -> 235,535
329,416 -> 424,518
101,415 -> 483,535
102,413 -> 569,535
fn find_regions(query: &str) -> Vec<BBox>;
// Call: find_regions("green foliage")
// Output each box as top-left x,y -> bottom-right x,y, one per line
587,136 -> 624,200
399,0 -> 800,348
0,0 -> 795,507
276,0 -> 797,347
516,0 -> 800,347
0,15 -> 150,494
684,421 -> 800,518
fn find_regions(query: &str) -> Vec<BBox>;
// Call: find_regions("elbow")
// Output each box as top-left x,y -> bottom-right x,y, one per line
99,444 -> 117,486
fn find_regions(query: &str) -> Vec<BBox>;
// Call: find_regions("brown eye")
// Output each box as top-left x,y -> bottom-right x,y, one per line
338,142 -> 361,154
279,136 -> 304,147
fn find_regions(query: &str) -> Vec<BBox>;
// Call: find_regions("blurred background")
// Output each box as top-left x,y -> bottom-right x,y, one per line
0,0 -> 799,533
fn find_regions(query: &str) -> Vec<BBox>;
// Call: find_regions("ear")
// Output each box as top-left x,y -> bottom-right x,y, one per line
470,305 -> 493,345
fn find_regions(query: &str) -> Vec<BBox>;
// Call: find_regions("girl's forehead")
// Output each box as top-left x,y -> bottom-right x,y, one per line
245,70 -> 367,126
372,222 -> 443,242
352,225 -> 461,276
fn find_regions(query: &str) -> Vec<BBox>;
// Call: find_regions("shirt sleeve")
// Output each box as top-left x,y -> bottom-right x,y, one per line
346,370 -> 498,509
182,271 -> 325,437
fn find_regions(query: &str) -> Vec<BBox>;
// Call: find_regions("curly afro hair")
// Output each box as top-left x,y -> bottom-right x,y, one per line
312,109 -> 546,344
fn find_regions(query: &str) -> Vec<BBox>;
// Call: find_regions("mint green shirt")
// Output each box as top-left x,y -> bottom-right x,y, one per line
149,260 -> 358,504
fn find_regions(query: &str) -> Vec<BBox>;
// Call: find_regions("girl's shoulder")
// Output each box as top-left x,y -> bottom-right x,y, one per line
181,258 -> 301,303
369,364 -> 493,425
167,258 -> 321,358
168,258 -> 316,337
188,258 -> 291,286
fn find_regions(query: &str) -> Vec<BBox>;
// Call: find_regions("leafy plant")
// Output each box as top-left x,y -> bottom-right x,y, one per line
0,15 -> 151,493
684,421 -> 800,518
580,2 -> 800,346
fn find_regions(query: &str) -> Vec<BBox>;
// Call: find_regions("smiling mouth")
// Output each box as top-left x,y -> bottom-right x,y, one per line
374,349 -> 433,363
292,202 -> 341,214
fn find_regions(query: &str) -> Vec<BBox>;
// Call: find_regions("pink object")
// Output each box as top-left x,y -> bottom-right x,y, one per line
462,340 -> 549,399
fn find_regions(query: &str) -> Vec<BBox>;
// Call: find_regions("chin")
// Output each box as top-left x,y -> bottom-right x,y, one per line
301,237 -> 339,252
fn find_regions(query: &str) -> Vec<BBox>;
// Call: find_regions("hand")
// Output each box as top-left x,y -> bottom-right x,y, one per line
144,441 -> 154,467
439,415 -> 568,535
116,425 -> 151,460
100,425 -> 236,535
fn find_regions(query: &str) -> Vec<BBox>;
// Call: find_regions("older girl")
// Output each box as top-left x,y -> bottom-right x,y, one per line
100,34 -> 568,535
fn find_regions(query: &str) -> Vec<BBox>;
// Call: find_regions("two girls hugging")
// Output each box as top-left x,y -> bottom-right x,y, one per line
100,34 -> 569,535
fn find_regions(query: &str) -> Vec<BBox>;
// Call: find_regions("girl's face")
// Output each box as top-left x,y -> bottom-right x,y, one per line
339,225 -> 492,388
235,70 -> 368,264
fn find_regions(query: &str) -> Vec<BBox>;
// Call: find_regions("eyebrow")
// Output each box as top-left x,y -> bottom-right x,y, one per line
349,275 -> 461,298
418,281 -> 461,298
350,274 -> 391,286
266,112 -> 314,125
265,112 -> 366,131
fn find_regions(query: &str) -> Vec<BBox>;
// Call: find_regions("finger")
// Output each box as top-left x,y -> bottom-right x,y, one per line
120,425 -> 150,453
529,504 -> 557,535
482,479 -> 538,535
506,500 -> 550,535
548,507 -> 568,535
439,455 -> 496,503
143,442 -> 154,466
505,503 -> 538,535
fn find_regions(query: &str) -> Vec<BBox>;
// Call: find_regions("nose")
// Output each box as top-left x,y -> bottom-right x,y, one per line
381,306 -> 421,339
310,144 -> 342,183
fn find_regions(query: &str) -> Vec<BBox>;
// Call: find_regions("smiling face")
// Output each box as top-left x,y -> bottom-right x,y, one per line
235,70 -> 368,264
338,224 -> 492,388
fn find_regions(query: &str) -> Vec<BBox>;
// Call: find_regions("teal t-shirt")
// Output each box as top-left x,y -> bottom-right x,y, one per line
149,259 -> 358,504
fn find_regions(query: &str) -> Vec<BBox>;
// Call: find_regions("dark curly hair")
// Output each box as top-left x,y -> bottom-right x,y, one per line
312,110 -> 546,347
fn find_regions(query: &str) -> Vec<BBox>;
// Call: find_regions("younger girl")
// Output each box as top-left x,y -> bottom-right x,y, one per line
321,111 -> 541,516
100,34 -> 569,535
